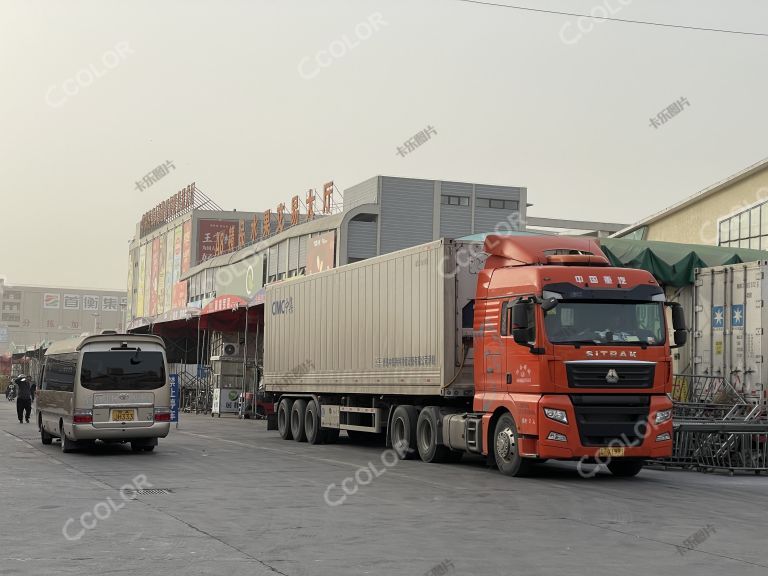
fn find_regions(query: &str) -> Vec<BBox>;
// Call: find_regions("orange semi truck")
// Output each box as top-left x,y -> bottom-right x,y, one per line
264,235 -> 686,477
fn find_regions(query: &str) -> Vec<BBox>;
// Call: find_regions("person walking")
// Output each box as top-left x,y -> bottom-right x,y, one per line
14,375 -> 32,424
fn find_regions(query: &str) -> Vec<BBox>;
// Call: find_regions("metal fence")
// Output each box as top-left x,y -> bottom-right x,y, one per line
652,374 -> 768,474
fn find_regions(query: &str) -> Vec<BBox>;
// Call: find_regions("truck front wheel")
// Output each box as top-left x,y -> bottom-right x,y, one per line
277,398 -> 294,440
493,413 -> 533,477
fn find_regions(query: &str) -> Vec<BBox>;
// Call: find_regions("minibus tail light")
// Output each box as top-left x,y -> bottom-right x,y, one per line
154,408 -> 171,422
73,409 -> 93,424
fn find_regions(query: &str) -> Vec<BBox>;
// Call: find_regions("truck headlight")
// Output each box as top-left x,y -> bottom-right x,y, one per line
655,409 -> 672,425
544,408 -> 568,424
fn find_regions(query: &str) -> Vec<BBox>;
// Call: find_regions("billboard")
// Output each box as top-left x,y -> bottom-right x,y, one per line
164,229 -> 174,312
157,234 -> 167,315
182,219 -> 192,274
215,253 -> 263,299
149,237 -> 160,316
172,281 -> 188,310
197,219 -> 235,263
307,231 -> 336,274
137,244 -> 147,317
173,225 -> 183,283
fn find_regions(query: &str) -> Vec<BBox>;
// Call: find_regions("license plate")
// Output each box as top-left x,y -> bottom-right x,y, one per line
112,409 -> 134,422
598,447 -> 625,457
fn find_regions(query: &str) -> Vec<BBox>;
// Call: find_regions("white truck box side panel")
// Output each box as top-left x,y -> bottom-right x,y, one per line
264,240 -> 470,396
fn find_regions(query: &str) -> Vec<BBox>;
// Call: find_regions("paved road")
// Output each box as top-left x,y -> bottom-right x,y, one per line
1,401 -> 766,576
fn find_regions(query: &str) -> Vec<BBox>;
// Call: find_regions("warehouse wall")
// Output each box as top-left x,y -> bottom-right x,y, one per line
643,167 -> 768,245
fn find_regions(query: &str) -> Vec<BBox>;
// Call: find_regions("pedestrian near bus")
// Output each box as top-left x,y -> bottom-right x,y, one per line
14,375 -> 32,423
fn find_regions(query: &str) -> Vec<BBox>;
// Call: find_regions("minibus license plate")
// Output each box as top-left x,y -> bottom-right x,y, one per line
112,409 -> 134,422
598,447 -> 625,457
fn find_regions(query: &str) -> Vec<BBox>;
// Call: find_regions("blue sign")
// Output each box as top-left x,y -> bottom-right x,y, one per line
169,374 -> 180,423
732,304 -> 745,328
197,365 -> 210,378
712,306 -> 725,329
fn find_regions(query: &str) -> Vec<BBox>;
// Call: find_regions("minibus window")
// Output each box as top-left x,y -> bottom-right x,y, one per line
80,351 -> 166,391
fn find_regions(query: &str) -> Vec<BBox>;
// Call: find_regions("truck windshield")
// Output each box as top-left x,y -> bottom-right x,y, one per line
80,351 -> 166,391
543,300 -> 665,345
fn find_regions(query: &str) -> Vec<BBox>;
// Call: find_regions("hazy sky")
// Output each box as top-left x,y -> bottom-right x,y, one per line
1,0 -> 767,290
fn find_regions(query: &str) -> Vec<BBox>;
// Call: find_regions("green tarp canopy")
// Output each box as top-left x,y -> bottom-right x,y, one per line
600,238 -> 768,287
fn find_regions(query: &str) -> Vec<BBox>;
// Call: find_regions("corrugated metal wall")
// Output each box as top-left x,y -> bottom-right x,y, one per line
440,181 -> 473,239
264,241 -> 453,395
268,245 -> 278,277
298,235 -> 308,269
344,176 -> 379,211
379,177 -> 434,254
347,219 -> 377,260
473,184 -> 523,234
288,237 -> 299,272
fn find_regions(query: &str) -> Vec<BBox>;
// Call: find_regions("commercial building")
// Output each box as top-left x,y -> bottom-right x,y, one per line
0,279 -> 125,354
126,176 -> 529,332
615,157 -> 768,247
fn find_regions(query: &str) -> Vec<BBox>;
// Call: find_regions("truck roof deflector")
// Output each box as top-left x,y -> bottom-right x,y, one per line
483,235 -> 610,266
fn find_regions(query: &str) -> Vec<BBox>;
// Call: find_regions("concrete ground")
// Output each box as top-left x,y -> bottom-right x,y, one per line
1,401 -> 766,576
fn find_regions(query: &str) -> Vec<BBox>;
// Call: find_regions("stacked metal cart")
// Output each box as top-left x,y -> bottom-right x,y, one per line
652,374 -> 768,474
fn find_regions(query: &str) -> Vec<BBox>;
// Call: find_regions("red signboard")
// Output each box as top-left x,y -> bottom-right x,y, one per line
172,281 -> 188,310
202,294 -> 248,315
182,219 -> 192,273
197,219 -> 236,263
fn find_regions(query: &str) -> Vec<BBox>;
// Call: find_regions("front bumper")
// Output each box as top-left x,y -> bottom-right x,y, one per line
535,394 -> 673,460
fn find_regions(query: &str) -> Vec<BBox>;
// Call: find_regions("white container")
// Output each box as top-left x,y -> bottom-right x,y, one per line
693,261 -> 768,402
264,239 -> 480,397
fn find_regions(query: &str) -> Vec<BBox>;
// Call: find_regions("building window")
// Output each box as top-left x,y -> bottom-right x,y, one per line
719,203 -> 768,248
476,198 -> 519,210
441,195 -> 469,206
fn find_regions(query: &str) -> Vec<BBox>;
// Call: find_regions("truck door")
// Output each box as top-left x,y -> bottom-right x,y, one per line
478,299 -> 506,401
501,298 -> 539,393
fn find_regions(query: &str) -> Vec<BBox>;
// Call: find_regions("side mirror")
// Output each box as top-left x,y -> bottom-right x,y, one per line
540,297 -> 559,312
668,302 -> 687,349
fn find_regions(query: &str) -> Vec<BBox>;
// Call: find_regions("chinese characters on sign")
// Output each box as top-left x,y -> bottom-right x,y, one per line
83,295 -> 100,311
677,524 -> 716,556
102,296 -> 120,312
140,183 -> 195,237
135,160 -> 175,192
396,125 -> 437,157
376,355 -> 437,368
649,97 -> 690,129
63,294 -> 80,310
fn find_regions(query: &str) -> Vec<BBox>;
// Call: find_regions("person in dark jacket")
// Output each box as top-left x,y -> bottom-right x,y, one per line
14,375 -> 32,423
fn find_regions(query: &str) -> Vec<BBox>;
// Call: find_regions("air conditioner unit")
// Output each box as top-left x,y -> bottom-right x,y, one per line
222,343 -> 240,357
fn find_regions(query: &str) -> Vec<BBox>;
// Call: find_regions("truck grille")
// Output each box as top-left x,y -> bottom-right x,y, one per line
566,362 -> 655,389
570,394 -> 650,446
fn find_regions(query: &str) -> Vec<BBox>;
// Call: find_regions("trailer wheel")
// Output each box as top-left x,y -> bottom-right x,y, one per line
305,399 -> 323,445
290,399 -> 307,442
607,460 -> 644,477
416,407 -> 452,463
391,405 -> 418,460
493,413 -> 532,477
277,398 -> 294,440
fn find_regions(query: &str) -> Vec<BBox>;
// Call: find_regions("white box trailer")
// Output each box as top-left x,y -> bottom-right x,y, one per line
264,239 -> 482,398
693,261 -> 768,402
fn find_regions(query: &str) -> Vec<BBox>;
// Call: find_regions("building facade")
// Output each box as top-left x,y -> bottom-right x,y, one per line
126,176 -> 528,330
615,157 -> 768,247
0,279 -> 125,353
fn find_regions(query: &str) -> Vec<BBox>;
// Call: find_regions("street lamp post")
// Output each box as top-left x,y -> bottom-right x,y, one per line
91,313 -> 100,334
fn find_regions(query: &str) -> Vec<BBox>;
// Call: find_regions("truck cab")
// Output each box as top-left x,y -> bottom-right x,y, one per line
473,235 -> 686,476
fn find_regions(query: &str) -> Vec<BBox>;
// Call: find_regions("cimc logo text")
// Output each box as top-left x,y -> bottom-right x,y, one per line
271,297 -> 295,315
